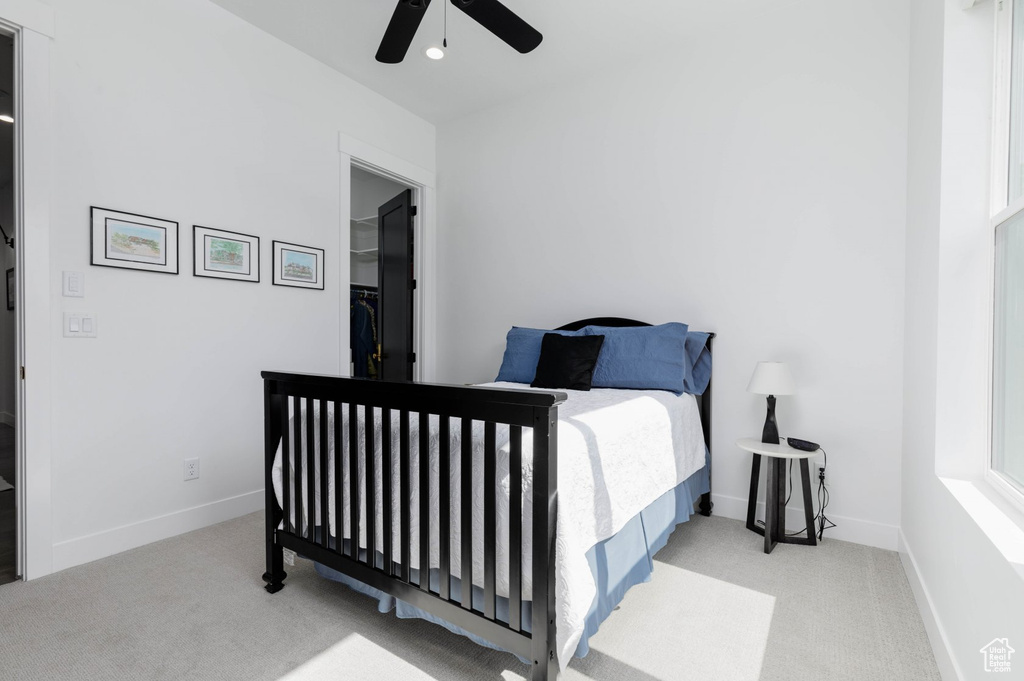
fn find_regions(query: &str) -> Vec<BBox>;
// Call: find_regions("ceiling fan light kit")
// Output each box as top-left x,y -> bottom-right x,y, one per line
376,0 -> 542,64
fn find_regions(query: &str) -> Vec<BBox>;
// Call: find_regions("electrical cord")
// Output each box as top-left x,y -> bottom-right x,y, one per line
815,448 -> 836,540
784,459 -> 793,506
755,444 -> 836,540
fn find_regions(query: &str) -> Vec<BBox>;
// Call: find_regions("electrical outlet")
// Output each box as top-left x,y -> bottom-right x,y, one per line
183,458 -> 200,481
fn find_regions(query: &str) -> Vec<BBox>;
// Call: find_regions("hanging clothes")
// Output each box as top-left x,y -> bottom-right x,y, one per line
350,289 -> 379,378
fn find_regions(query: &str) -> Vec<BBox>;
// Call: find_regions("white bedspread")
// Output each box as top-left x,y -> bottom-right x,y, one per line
271,383 -> 706,669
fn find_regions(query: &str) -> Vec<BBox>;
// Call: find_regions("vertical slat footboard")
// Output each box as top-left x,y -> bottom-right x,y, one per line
381,408 -> 393,574
417,411 -> 429,592
483,421 -> 497,620
460,418 -> 473,611
438,415 -> 451,600
262,379 -> 286,593
530,407 -> 558,680
262,373 -> 566,679
508,425 -> 523,633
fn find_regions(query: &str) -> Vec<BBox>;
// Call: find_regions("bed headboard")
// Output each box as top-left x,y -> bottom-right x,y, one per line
555,317 -> 651,331
554,317 -> 715,346
555,316 -> 714,516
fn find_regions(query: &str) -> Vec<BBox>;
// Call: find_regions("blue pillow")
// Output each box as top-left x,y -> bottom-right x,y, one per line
684,331 -> 712,395
581,322 -> 689,394
495,327 -> 582,384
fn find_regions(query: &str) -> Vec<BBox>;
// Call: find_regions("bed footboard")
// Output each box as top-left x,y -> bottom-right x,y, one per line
261,372 -> 566,681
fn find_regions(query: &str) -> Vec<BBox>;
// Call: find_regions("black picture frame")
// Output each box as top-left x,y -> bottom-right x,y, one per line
90,206 -> 179,275
192,225 -> 260,283
272,240 -> 324,290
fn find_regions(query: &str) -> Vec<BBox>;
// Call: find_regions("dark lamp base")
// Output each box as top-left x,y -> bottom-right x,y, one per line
761,394 -> 780,445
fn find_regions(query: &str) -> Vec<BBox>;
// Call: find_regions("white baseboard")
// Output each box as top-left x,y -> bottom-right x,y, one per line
51,489 -> 264,573
710,492 -> 899,550
0,411 -> 14,427
898,529 -> 964,681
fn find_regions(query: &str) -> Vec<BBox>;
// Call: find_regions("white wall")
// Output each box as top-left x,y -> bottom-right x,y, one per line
901,1 -> 1024,679
436,0 -> 909,548
36,0 -> 434,570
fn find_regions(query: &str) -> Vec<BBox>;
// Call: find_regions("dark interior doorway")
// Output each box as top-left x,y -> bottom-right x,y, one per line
0,31 -> 17,586
349,167 -> 415,382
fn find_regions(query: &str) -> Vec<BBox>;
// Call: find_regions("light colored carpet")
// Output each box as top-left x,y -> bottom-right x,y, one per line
0,512 -> 940,681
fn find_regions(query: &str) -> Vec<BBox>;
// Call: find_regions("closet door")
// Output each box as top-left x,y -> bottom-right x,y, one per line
377,189 -> 415,381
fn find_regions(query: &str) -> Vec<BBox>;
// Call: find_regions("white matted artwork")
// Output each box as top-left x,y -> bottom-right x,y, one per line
90,206 -> 179,274
193,225 -> 260,283
272,240 -> 324,290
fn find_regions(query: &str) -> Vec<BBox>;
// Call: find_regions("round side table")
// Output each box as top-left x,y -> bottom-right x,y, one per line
736,437 -> 820,554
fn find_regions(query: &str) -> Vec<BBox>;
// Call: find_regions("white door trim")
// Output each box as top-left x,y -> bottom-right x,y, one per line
338,131 -> 435,189
338,132 -> 437,383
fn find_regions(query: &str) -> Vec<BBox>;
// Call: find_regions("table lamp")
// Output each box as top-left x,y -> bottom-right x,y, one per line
746,361 -> 795,445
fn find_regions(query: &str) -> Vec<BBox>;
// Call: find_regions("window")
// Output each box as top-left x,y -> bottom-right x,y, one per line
1009,0 -> 1024,203
993,0 -> 1024,499
993,212 -> 1024,494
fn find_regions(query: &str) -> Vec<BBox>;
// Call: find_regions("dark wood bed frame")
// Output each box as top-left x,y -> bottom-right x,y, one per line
262,318 -> 714,680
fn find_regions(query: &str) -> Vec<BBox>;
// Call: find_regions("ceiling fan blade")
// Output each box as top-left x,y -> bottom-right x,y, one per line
450,0 -> 542,54
376,0 -> 432,64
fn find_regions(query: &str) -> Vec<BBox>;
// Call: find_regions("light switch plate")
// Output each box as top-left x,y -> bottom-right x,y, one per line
63,312 -> 97,338
62,271 -> 84,298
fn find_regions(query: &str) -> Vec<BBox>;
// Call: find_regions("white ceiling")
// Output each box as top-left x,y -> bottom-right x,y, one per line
208,0 -> 775,124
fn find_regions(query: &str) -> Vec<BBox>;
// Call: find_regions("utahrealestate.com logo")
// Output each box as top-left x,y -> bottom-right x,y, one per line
980,638 -> 1015,673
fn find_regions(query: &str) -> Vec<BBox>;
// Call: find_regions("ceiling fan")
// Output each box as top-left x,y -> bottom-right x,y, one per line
376,0 -> 543,64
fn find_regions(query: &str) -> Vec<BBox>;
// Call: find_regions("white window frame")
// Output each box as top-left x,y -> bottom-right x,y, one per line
989,0 -> 1024,512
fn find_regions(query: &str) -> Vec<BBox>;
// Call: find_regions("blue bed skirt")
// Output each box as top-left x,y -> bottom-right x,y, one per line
313,459 -> 710,662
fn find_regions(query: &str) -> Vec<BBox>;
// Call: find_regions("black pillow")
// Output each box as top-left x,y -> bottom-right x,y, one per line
531,333 -> 605,391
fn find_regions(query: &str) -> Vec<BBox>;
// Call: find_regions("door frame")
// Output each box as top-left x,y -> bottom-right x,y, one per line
338,132 -> 437,382
0,0 -> 54,581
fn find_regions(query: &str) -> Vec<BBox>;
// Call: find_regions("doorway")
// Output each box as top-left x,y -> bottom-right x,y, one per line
0,31 -> 16,585
349,166 -> 416,382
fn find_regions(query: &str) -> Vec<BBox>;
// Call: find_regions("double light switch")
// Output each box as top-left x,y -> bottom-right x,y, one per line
64,312 -> 96,338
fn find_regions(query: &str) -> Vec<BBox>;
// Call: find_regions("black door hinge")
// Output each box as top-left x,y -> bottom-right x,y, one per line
409,352 -> 416,363
410,205 -> 418,217
411,279 -> 417,290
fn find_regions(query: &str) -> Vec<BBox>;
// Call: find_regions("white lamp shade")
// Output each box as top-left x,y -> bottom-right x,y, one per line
746,361 -> 795,396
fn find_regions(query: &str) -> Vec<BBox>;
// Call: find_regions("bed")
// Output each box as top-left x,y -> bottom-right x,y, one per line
261,318 -> 714,680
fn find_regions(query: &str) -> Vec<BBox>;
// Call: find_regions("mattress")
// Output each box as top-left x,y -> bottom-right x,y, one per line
271,382 -> 706,669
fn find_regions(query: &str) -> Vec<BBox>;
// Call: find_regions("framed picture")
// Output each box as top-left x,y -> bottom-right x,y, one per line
193,225 -> 260,283
90,206 -> 179,274
5,268 -> 12,311
272,240 -> 324,290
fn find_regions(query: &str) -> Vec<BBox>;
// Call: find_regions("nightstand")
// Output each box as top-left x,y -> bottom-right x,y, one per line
736,437 -> 819,554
